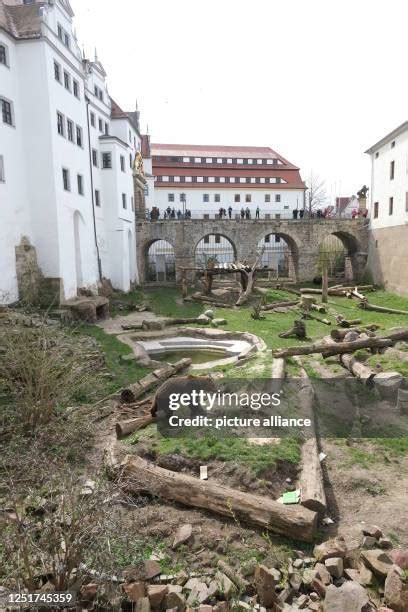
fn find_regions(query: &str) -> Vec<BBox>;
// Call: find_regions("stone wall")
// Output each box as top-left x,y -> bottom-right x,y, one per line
136,218 -> 369,284
367,225 -> 408,296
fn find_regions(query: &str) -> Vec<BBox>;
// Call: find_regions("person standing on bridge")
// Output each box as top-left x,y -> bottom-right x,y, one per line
228,206 -> 233,219
255,206 -> 260,219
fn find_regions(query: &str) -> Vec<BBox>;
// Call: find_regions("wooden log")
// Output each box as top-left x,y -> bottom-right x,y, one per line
281,286 -> 302,296
273,336 -> 398,359
358,302 -> 408,315
271,357 -> 285,380
322,264 -> 329,304
120,455 -> 318,542
120,358 -> 192,403
330,326 -> 379,341
311,303 -> 327,314
236,249 -> 265,306
335,315 -> 362,328
300,285 -> 374,296
262,300 -> 299,311
300,310 -> 331,326
297,374 -> 327,514
116,414 -> 155,439
339,354 -> 377,386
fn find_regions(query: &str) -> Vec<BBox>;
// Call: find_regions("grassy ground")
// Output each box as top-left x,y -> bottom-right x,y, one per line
128,423 -> 301,476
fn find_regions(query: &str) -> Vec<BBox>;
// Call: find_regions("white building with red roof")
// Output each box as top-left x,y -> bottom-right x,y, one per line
151,144 -> 306,219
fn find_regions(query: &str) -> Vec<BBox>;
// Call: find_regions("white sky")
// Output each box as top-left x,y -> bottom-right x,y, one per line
71,0 -> 408,201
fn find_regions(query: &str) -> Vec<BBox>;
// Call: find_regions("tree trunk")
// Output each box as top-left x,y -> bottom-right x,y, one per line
273,332 -> 408,359
120,358 -> 192,403
236,248 -> 265,306
119,455 -> 318,542
297,374 -> 327,515
262,300 -> 299,311
321,265 -> 329,304
358,302 -> 408,316
339,354 -> 377,386
116,414 -> 155,439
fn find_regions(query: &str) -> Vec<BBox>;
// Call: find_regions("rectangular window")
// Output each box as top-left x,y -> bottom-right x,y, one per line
265,194 -> 271,202
54,61 -> 61,82
203,194 -> 209,202
215,194 -> 220,203
390,160 -> 395,180
76,125 -> 83,147
67,119 -> 73,142
276,235 -> 281,243
95,189 -> 101,207
90,112 -> 95,127
122,193 -> 127,209
57,24 -> 63,40
64,32 -> 70,48
391,141 -> 395,148
1,99 -> 13,125
131,197 -> 134,211
275,194 -> 281,202
130,153 -> 133,168
102,152 -> 112,169
374,202 -> 379,218
245,194 -> 251,202
206,158 -> 212,163
104,122 -> 109,135
168,193 -> 174,202
62,168 -> 70,191
77,174 -> 84,195
92,149 -> 98,167
234,194 -> 240,202
0,155 -> 5,182
63,71 -> 70,91
57,111 -> 64,136
0,45 -> 6,66
204,235 -> 210,244
215,234 -> 221,244
389,197 -> 394,215
120,155 -> 125,172
73,80 -> 79,98
265,235 -> 270,243
194,157 -> 202,163
98,118 -> 103,132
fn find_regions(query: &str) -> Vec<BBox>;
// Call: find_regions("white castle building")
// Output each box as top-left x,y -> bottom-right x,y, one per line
0,0 -> 152,304
365,121 -> 408,296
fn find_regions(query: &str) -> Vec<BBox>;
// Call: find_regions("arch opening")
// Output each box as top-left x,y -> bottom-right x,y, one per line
146,239 -> 175,283
195,234 -> 236,268
257,233 -> 298,280
319,232 -> 359,280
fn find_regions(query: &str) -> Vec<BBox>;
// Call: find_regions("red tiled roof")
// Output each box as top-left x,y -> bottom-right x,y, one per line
0,0 -> 43,38
151,143 -> 296,167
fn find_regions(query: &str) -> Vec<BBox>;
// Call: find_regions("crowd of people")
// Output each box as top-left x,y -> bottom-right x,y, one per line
148,205 -> 368,221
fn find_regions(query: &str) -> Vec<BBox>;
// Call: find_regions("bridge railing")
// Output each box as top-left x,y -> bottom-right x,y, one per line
140,210 -> 365,222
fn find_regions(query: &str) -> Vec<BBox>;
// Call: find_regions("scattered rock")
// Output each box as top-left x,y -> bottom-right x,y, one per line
135,597 -> 151,612
123,581 -> 146,602
345,564 -> 373,587
323,581 -> 369,611
361,549 -> 393,578
324,557 -> 343,579
362,525 -> 383,539
362,536 -> 377,549
197,314 -> 211,324
293,558 -> 304,569
384,565 -> 408,612
296,594 -> 309,609
214,572 -> 235,599
204,310 -> 215,319
212,318 -> 227,325
165,591 -> 186,611
173,524 -> 193,550
187,582 -> 209,606
390,549 -> 408,570
315,563 -> 331,585
80,583 -> 98,602
314,537 -> 347,562
144,560 -> 162,580
147,585 -> 168,608
289,571 -> 303,591
378,538 -> 393,550
254,565 -> 280,607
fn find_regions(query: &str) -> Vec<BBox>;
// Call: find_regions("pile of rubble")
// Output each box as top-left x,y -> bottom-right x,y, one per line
76,525 -> 408,611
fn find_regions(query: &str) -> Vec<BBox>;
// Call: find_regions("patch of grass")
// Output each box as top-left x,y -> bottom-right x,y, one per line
129,424 -> 301,476
365,353 -> 408,377
75,325 -> 150,395
110,289 -> 145,317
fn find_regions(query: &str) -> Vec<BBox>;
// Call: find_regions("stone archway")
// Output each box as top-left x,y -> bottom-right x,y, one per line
194,233 -> 237,268
145,239 -> 176,283
320,231 -> 362,281
256,232 -> 299,280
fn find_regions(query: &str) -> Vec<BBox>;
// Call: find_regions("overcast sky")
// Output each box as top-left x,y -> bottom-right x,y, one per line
71,0 -> 407,201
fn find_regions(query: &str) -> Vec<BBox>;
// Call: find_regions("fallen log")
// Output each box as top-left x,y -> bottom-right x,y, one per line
115,413 -> 155,439
297,372 -> 327,514
262,300 -> 299,311
191,296 -> 231,308
300,285 -> 374,296
330,325 -> 379,341
339,354 -> 377,386
358,302 -> 408,316
281,286 -> 302,296
273,336 -> 402,359
271,357 -> 285,380
120,455 -> 318,542
335,315 -> 363,328
300,310 -> 331,326
120,358 -> 192,403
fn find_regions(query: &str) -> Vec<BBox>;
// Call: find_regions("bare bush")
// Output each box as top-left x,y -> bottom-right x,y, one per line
0,318 -> 103,430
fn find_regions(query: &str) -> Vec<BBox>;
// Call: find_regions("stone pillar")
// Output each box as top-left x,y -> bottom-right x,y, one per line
358,197 -> 367,213
297,251 -> 320,282
350,251 -> 368,281
344,256 -> 353,282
